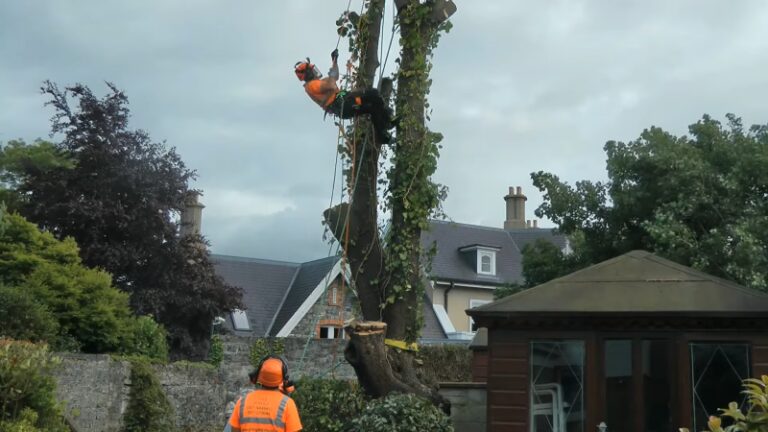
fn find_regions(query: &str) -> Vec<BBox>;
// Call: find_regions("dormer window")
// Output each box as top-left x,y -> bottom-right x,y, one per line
478,250 -> 496,275
458,244 -> 500,276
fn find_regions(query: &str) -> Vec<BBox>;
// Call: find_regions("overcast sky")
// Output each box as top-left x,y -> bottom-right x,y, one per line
2,1 -> 767,262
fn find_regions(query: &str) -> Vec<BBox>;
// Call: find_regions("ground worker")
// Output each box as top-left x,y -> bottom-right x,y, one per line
295,49 -> 394,144
224,356 -> 302,432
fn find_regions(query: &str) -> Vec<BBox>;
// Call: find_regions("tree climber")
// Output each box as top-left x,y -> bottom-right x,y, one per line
295,49 -> 394,144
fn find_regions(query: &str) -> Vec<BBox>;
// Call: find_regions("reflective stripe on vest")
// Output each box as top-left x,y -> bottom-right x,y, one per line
238,392 -> 290,430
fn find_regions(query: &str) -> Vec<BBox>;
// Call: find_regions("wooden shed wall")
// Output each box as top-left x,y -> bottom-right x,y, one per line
471,350 -> 488,382
486,330 -> 528,432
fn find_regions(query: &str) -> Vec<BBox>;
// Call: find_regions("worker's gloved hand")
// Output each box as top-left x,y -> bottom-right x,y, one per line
331,49 -> 339,62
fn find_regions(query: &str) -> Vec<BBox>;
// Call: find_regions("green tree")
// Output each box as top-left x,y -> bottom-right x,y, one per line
0,210 -> 134,352
5,82 -> 242,359
0,139 -> 73,212
531,114 -> 768,290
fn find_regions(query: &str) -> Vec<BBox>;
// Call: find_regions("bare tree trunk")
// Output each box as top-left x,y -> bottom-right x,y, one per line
324,0 -> 455,412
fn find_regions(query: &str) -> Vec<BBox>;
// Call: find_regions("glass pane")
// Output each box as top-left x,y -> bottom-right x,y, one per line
643,340 -> 671,432
231,309 -> 250,330
531,341 -> 585,432
605,340 -> 633,432
690,343 -> 750,431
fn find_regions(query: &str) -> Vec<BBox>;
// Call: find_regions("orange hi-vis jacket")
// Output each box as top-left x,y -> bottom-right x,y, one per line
224,389 -> 302,432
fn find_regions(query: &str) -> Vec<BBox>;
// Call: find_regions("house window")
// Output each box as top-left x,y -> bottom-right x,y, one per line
477,250 -> 496,275
319,326 -> 344,339
690,343 -> 750,431
231,309 -> 250,331
468,299 -> 491,332
531,340 -> 585,432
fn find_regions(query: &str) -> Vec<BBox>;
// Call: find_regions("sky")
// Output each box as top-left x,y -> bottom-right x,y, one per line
1,0 -> 767,262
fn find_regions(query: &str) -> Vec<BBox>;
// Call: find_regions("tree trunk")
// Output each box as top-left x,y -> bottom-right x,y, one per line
324,0 -> 455,412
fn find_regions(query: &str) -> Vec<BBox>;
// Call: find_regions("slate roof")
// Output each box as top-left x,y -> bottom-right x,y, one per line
211,254 -> 338,336
469,250 -> 768,316
421,220 -> 568,286
420,293 -> 448,342
268,256 -> 338,336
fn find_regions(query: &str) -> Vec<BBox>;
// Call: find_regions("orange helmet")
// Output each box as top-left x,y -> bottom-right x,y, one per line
257,357 -> 286,388
294,58 -> 320,82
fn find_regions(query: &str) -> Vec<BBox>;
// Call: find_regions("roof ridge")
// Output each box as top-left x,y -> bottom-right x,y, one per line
300,255 -> 340,267
429,219 -> 558,234
210,254 -> 301,267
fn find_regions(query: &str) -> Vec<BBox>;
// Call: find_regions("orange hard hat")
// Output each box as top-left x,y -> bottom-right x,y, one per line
294,59 -> 319,82
257,358 -> 285,387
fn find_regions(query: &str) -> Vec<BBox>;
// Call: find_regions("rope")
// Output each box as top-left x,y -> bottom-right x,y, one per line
379,3 -> 397,82
335,0 -> 354,50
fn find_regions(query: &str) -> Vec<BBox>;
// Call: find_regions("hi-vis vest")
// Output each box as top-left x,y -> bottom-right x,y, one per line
224,389 -> 301,432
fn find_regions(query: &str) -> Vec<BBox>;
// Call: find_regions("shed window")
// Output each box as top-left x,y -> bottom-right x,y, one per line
690,343 -> 750,431
531,340 -> 585,432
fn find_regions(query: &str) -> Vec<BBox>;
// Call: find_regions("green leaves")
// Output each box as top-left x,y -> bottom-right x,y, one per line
531,114 -> 768,290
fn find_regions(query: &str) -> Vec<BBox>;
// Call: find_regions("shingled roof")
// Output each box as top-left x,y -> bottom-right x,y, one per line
421,220 -> 568,286
468,250 -> 768,317
211,254 -> 339,336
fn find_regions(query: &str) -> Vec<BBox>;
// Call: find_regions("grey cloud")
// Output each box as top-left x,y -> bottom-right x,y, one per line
2,0 -> 767,260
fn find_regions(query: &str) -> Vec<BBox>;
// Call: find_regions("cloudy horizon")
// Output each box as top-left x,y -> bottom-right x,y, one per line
2,0 -> 767,263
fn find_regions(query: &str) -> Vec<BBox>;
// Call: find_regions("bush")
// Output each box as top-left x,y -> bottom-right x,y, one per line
0,211 -> 138,354
124,316 -> 169,362
249,338 -> 285,368
292,378 -> 365,432
121,360 -> 176,432
207,335 -> 223,367
683,375 -> 768,432
416,344 -> 472,385
0,339 -> 68,431
0,285 -> 59,343
350,393 -> 453,432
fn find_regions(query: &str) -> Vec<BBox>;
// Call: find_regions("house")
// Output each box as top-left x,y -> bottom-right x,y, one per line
211,254 -> 352,339
467,250 -> 768,432
421,186 -> 568,340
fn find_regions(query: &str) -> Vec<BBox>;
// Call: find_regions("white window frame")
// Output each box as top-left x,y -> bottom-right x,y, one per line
468,299 -> 491,333
231,309 -> 250,331
319,326 -> 344,339
477,250 -> 496,276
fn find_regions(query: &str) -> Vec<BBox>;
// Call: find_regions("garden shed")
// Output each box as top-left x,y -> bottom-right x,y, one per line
467,250 -> 768,432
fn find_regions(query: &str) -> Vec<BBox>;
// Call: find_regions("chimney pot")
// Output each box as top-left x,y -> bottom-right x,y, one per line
533,220 -> 538,228
526,220 -> 532,228
504,186 -> 528,230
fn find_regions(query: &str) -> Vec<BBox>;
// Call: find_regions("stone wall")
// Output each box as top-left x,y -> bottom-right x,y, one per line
438,382 -> 487,432
55,354 -> 131,432
53,337 -> 355,432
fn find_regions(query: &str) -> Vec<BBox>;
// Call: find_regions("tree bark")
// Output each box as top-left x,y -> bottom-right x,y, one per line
323,0 -> 454,413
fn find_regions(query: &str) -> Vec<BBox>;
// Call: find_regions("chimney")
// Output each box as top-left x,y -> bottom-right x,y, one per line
503,186 -> 527,229
180,191 -> 205,238
533,220 -> 538,229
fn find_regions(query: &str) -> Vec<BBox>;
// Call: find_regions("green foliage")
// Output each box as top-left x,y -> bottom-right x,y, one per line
121,359 -> 176,432
681,375 -> 768,432
531,114 -> 768,290
0,408 -> 44,432
0,339 -> 68,431
415,344 -> 471,386
6,82 -> 242,359
0,139 -> 74,212
248,338 -> 285,369
292,378 -> 366,432
350,392 -> 453,432
207,335 -> 223,367
0,211 -> 136,353
0,285 -> 59,343
124,316 -> 169,362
